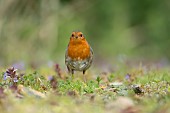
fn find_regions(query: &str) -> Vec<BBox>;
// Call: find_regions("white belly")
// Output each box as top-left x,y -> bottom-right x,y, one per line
65,56 -> 92,71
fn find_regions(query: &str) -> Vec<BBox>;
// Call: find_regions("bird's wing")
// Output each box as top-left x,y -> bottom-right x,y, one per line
89,46 -> 93,63
90,46 -> 93,56
65,48 -> 69,64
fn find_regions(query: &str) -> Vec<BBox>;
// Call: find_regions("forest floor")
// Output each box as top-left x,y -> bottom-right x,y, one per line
0,63 -> 170,113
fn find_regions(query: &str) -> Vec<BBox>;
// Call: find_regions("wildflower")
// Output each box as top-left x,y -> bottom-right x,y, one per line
4,67 -> 19,83
54,64 -> 62,78
3,72 -> 8,80
125,73 -> 130,80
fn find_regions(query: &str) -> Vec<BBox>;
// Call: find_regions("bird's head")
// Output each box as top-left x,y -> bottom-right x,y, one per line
70,31 -> 85,41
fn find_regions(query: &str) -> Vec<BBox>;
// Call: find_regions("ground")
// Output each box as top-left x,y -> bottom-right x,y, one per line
0,63 -> 170,113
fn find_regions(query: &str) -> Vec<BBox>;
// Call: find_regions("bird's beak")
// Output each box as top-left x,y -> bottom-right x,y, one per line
75,36 -> 78,39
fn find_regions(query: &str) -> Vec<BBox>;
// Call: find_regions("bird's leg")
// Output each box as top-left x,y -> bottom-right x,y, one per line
67,66 -> 74,80
67,66 -> 71,78
83,70 -> 86,75
71,69 -> 74,80
83,70 -> 86,83
67,66 -> 70,73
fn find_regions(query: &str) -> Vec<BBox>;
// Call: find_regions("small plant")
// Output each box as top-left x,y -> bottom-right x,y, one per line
108,74 -> 115,82
3,67 -> 19,83
84,80 -> 97,93
54,64 -> 62,78
96,76 -> 102,86
49,75 -> 58,90
20,71 -> 50,91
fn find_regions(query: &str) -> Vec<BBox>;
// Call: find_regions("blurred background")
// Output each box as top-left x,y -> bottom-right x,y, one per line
0,0 -> 170,69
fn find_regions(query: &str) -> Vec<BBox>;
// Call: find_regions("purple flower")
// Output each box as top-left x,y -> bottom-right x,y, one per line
48,75 -> 53,81
54,64 -> 62,78
3,73 -> 8,80
3,67 -> 19,83
125,74 -> 130,80
13,77 -> 18,83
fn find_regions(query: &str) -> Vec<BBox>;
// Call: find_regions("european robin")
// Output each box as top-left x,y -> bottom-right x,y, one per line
65,31 -> 93,77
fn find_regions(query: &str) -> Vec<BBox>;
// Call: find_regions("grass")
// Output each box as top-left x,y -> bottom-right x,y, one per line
0,65 -> 170,113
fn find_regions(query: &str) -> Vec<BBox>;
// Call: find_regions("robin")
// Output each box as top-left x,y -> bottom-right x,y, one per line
65,31 -> 93,78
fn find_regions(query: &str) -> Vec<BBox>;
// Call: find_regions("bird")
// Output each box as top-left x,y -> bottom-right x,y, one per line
65,31 -> 93,80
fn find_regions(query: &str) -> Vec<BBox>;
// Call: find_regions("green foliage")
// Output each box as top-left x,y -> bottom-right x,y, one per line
57,79 -> 98,95
84,80 -> 98,93
20,72 -> 50,91
58,79 -> 85,94
0,67 -> 170,113
96,76 -> 102,85
107,74 -> 115,82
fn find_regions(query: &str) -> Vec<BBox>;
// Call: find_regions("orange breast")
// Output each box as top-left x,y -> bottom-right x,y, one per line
67,39 -> 90,60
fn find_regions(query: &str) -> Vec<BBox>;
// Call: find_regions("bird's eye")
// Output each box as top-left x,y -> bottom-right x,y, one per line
71,34 -> 74,37
79,34 -> 82,37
